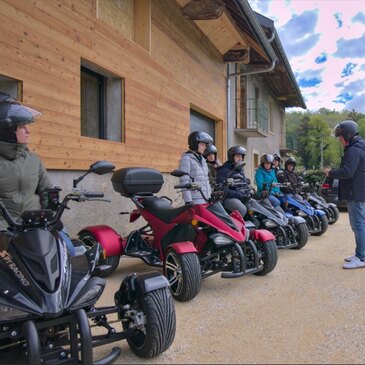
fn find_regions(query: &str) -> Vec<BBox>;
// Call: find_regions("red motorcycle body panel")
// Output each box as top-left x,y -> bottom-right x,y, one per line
79,225 -> 124,256
168,241 -> 198,254
250,228 -> 275,242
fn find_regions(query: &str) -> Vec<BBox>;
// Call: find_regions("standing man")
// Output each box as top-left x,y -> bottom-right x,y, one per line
324,120 -> 365,269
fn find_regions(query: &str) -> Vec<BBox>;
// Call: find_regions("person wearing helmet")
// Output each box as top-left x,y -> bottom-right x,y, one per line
276,157 -> 304,201
215,146 -> 251,218
203,144 -> 222,188
0,92 -> 75,255
178,131 -> 213,204
324,120 -> 365,269
273,153 -> 283,175
254,153 -> 281,208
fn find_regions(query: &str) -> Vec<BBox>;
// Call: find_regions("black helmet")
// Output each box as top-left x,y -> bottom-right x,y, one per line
331,120 -> 359,142
227,145 -> 246,162
188,131 -> 213,151
260,153 -> 274,167
273,153 -> 281,162
203,144 -> 218,157
285,157 -> 297,169
0,92 -> 41,143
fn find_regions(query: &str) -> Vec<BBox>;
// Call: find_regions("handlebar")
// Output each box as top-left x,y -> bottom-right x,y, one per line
0,189 -> 106,231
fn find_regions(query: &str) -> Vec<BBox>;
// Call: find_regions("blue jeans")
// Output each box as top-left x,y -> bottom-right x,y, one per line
268,195 -> 280,208
347,200 -> 365,261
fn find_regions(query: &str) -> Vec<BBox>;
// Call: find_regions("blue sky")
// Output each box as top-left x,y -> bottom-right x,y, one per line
248,0 -> 365,114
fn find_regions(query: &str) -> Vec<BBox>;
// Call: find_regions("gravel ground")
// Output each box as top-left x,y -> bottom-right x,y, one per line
90,211 -> 365,364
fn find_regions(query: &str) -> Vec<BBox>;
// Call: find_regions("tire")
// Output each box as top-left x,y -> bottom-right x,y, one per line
79,232 -> 120,277
328,205 -> 340,225
254,239 -> 278,276
312,214 -> 329,236
292,223 -> 309,250
125,287 -> 176,358
163,248 -> 201,302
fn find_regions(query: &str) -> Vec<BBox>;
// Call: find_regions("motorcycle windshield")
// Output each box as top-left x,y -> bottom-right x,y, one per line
207,202 -> 239,231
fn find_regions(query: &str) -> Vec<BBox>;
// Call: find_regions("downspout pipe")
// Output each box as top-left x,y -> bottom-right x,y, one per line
226,0 -> 278,148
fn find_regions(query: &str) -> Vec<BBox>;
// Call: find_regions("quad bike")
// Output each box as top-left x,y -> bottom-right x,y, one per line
79,167 -> 278,302
214,166 -> 309,250
298,182 -> 340,225
0,161 -> 176,365
275,182 -> 329,236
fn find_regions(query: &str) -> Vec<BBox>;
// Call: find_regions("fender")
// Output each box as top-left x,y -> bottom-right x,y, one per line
290,216 -> 306,225
314,209 -> 326,217
168,241 -> 198,254
78,225 -> 123,257
250,229 -> 275,242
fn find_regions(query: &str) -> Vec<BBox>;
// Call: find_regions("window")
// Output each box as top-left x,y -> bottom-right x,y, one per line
0,74 -> 22,100
80,60 -> 124,141
190,109 -> 215,140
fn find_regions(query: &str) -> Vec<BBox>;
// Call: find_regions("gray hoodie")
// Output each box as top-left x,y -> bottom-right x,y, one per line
178,151 -> 211,204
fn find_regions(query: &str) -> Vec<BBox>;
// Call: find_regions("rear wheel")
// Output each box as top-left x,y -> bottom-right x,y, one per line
124,287 -> 176,358
292,223 -> 309,250
163,248 -> 201,302
254,240 -> 278,276
79,232 -> 120,277
328,205 -> 340,225
312,214 -> 329,236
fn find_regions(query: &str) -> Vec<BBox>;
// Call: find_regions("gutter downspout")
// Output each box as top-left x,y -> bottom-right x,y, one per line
226,0 -> 278,148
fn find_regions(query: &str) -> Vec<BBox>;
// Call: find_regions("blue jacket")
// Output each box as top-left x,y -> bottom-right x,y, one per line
329,136 -> 365,201
216,161 -> 250,200
255,166 -> 280,196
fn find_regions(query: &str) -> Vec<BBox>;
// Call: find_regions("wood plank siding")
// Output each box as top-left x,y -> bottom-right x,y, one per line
0,0 -> 227,171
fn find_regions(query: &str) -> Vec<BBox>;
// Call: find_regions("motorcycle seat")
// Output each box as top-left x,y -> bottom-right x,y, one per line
142,196 -> 191,223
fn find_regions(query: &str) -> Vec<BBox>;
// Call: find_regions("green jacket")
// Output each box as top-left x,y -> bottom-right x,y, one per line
0,141 -> 53,230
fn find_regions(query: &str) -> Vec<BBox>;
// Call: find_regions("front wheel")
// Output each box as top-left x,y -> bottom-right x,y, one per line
163,248 -> 201,302
124,287 -> 176,358
79,232 -> 120,277
312,214 -> 329,236
292,223 -> 309,250
328,205 -> 340,225
254,240 -> 278,276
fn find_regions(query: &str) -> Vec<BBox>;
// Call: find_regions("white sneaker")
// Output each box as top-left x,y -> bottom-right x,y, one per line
344,255 -> 356,262
343,257 -> 365,269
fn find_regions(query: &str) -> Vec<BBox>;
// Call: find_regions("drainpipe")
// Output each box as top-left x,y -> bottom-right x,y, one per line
226,0 -> 278,148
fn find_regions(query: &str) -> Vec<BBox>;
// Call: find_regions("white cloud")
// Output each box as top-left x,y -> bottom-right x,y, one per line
248,0 -> 365,113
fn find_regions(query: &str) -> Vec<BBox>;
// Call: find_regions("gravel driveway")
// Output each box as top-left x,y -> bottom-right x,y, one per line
95,211 -> 365,364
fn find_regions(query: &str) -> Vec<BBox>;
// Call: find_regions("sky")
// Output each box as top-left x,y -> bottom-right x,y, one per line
248,0 -> 365,114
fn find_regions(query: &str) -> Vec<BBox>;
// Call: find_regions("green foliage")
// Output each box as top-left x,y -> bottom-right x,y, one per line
285,108 -> 365,169
298,169 -> 325,186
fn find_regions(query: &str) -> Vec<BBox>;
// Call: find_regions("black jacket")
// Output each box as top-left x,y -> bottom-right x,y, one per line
277,169 -> 300,194
329,136 -> 365,201
216,161 -> 250,200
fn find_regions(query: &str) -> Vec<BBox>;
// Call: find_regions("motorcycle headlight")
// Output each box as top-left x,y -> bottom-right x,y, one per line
0,304 -> 31,321
71,285 -> 104,309
210,233 -> 235,247
297,210 -> 307,217
262,219 -> 278,228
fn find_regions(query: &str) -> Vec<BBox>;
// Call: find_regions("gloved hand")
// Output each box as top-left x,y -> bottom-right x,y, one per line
185,201 -> 193,205
261,190 -> 270,199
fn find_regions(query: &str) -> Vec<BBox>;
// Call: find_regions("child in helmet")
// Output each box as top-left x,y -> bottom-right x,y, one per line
203,144 -> 222,188
178,131 -> 213,205
276,157 -> 303,201
254,153 -> 281,208
216,146 -> 251,218
273,153 -> 283,176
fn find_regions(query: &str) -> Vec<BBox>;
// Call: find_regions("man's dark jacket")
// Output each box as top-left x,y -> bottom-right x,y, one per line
329,135 -> 365,201
216,161 -> 250,200
277,169 -> 300,194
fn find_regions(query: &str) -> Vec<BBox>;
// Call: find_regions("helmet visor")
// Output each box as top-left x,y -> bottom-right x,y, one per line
5,104 -> 42,126
330,124 -> 340,138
